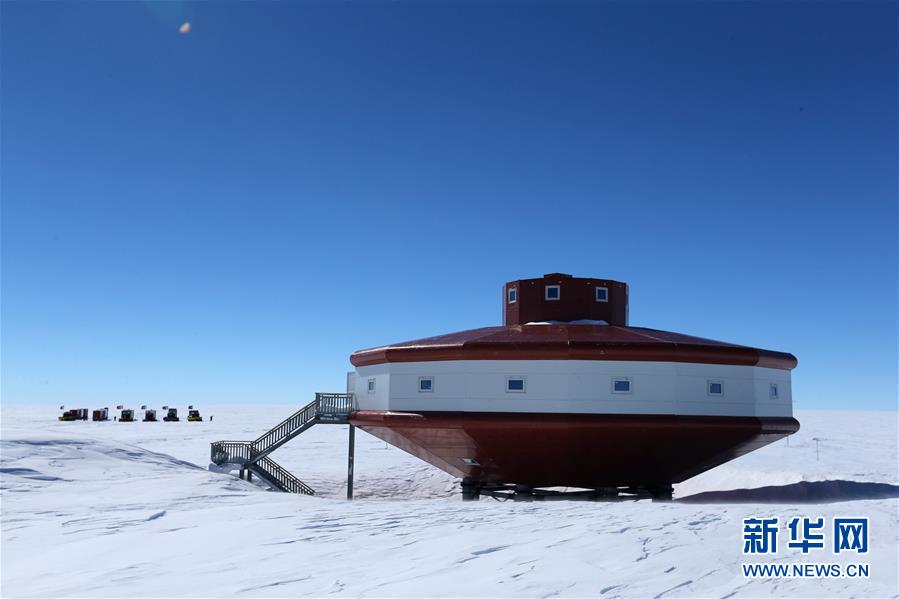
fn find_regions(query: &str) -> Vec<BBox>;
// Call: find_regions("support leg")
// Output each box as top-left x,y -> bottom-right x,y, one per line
649,483 -> 674,502
461,477 -> 480,501
347,425 -> 355,500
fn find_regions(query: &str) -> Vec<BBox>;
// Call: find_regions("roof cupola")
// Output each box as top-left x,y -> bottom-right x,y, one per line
503,273 -> 628,326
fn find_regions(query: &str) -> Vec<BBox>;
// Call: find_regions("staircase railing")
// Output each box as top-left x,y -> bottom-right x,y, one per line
251,401 -> 318,457
210,440 -> 252,465
250,393 -> 354,460
253,456 -> 316,495
315,392 -> 355,417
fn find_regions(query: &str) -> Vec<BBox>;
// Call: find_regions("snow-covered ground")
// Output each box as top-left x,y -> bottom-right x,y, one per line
2,405 -> 896,598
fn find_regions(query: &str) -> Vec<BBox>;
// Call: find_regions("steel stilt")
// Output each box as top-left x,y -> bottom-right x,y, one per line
347,424 -> 355,500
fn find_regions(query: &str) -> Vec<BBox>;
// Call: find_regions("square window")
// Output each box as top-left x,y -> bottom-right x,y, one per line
707,381 -> 724,396
545,285 -> 560,300
595,286 -> 609,302
419,377 -> 434,392
367,378 -> 376,393
769,383 -> 778,399
508,287 -> 517,304
506,377 -> 526,392
612,378 -> 631,393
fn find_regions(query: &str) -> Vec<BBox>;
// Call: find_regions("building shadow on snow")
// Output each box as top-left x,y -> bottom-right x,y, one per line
678,480 -> 899,504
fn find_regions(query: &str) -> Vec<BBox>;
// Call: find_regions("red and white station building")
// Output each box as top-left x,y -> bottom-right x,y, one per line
347,273 -> 799,499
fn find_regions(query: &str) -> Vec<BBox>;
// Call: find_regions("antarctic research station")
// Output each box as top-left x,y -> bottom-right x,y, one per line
212,273 -> 799,501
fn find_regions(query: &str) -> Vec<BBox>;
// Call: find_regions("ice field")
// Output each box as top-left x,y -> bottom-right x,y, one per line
2,405 -> 897,597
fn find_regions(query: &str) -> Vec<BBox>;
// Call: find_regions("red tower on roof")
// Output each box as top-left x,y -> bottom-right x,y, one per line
504,273 -> 628,326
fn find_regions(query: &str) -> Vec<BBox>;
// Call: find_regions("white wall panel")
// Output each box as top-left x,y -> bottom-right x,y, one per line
353,360 -> 793,418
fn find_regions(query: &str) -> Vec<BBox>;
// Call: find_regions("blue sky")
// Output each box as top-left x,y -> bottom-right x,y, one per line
2,1 -> 896,410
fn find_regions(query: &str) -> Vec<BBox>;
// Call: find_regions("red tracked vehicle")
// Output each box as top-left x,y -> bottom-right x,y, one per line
59,408 -> 89,422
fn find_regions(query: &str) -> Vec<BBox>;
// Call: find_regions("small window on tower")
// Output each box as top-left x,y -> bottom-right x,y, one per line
506,377 -> 526,392
707,381 -> 724,396
367,378 -> 376,393
545,285 -> 560,301
612,378 -> 632,394
418,377 -> 434,392
595,286 -> 609,302
508,287 -> 517,304
769,383 -> 779,399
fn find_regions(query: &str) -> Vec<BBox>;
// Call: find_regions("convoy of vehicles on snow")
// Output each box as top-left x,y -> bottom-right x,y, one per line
57,406 -> 204,423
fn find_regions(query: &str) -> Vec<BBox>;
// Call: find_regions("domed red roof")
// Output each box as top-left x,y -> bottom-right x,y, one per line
350,324 -> 797,370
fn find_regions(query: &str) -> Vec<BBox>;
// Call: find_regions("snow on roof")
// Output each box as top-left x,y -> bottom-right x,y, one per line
526,319 -> 608,325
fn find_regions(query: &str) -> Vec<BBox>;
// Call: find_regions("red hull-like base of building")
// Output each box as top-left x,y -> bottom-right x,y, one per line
350,411 -> 800,489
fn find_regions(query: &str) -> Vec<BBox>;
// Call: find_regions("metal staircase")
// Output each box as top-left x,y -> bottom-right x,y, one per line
210,393 -> 354,495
